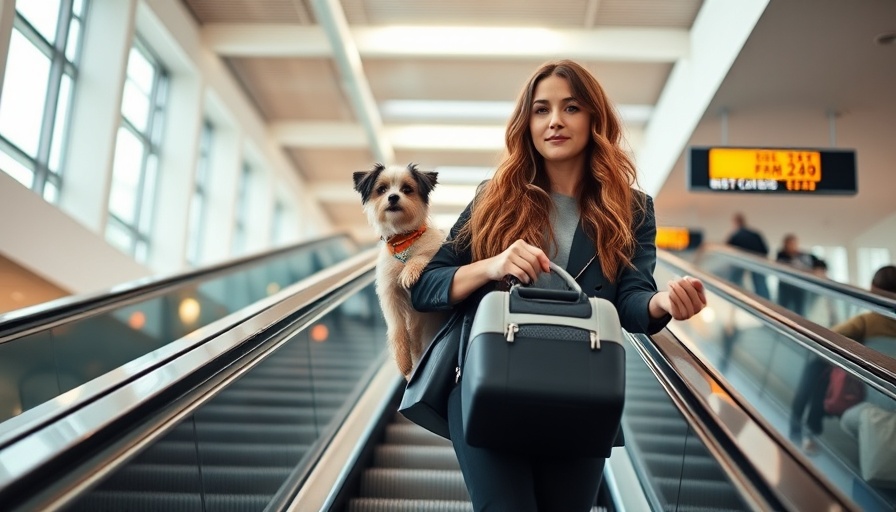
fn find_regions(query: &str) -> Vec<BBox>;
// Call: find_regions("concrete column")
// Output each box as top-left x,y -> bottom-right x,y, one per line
58,0 -> 137,233
147,73 -> 203,274
0,0 -> 16,103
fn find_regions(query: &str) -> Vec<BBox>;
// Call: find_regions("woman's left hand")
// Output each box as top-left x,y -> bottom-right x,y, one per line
650,276 -> 707,321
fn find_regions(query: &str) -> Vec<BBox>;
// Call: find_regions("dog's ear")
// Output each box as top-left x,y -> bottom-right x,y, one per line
409,164 -> 438,204
353,164 -> 385,203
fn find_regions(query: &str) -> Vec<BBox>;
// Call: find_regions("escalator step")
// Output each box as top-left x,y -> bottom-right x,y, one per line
192,422 -> 319,444
134,441 -> 309,467
623,401 -> 680,417
641,453 -> 728,481
384,424 -> 452,446
373,445 -> 459,470
100,465 -> 200,493
201,466 -> 292,495
347,498 -> 472,512
204,493 -> 272,512
627,433 -> 708,457
102,464 -> 291,495
654,477 -> 745,511
210,389 -> 348,408
624,416 -> 688,435
229,377 -> 357,393
360,468 -> 469,501
195,404 -> 337,424
64,490 -> 201,511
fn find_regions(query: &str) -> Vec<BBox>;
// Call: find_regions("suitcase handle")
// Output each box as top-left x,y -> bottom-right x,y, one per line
503,262 -> 583,294
546,262 -> 583,293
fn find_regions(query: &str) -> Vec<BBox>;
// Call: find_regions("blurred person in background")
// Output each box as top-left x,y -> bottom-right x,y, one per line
776,234 -> 819,315
790,265 -> 896,454
725,212 -> 770,299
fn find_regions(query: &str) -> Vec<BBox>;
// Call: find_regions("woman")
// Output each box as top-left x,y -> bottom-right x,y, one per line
410,60 -> 707,511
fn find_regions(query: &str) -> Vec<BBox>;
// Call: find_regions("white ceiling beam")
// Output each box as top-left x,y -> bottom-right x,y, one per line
202,24 -> 688,62
636,0 -> 770,197
309,0 -> 394,164
271,121 -> 646,153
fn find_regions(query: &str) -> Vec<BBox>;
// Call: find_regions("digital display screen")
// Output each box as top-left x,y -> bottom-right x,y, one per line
656,227 -> 703,251
687,146 -> 857,195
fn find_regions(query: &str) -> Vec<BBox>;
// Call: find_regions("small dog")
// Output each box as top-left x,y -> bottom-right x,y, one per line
353,163 -> 447,379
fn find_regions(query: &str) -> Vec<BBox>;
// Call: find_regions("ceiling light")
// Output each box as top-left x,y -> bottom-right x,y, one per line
381,100 -> 514,122
381,100 -> 653,125
386,125 -> 505,151
360,26 -> 564,57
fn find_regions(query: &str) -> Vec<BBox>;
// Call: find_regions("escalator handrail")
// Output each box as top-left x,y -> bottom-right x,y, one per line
0,246 -> 377,453
0,248 -> 378,512
700,243 -> 896,319
633,329 -> 857,511
0,233 -> 354,344
660,249 -> 896,400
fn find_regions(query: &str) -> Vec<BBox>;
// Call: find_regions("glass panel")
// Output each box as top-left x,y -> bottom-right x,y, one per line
656,261 -> 896,511
138,153 -> 158,234
73,0 -> 84,16
135,239 -> 148,263
16,0 -> 61,44
697,250 -> 888,333
121,79 -> 150,133
48,74 -> 72,172
126,46 -> 155,96
42,177 -> 59,203
105,217 -> 134,254
623,338 -> 751,511
65,17 -> 81,63
0,330 -> 57,421
109,127 -> 145,223
0,148 -> 34,188
63,281 -> 386,510
0,30 -> 51,157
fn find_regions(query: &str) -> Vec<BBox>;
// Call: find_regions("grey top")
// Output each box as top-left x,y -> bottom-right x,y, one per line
535,192 -> 580,289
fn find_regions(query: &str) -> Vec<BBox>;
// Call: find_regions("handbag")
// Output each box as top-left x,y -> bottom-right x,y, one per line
858,404 -> 896,487
460,262 -> 625,457
824,366 -> 865,416
397,310 -> 463,439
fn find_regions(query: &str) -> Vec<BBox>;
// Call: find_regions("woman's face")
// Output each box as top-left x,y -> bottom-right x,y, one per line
528,75 -> 591,166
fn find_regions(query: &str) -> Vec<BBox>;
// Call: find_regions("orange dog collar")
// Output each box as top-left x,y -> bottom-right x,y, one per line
385,226 -> 427,263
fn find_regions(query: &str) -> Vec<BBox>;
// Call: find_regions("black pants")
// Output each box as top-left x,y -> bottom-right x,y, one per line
778,284 -> 806,316
447,385 -> 605,512
790,357 -> 830,436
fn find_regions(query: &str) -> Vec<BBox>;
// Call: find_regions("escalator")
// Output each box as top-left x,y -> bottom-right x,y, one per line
694,244 -> 896,332
0,234 -> 357,427
2,245 -> 893,511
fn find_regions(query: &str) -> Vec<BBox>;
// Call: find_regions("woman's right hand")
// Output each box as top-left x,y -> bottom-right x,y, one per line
484,240 -> 551,285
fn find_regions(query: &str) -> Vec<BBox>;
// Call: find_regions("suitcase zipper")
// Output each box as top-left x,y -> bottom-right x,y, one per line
590,331 -> 600,350
505,323 -> 519,342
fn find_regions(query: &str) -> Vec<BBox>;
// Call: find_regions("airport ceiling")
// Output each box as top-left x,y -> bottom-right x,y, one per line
181,0 -> 896,249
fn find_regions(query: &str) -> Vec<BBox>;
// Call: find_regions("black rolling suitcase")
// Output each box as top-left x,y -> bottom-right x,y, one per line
460,262 -> 625,457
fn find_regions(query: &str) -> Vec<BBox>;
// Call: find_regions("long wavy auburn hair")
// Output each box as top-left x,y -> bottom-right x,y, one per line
457,60 -> 645,282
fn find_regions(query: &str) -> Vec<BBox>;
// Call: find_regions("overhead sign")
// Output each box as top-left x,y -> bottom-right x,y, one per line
687,146 -> 857,195
656,227 -> 703,251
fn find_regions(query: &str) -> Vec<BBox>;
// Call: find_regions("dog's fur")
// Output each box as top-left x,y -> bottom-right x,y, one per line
353,163 -> 447,379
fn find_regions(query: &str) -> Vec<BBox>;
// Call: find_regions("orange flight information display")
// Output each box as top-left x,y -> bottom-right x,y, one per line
655,227 -> 702,251
688,146 -> 857,194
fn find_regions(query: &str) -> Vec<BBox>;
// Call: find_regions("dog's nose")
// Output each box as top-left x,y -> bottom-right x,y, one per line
388,194 -> 399,204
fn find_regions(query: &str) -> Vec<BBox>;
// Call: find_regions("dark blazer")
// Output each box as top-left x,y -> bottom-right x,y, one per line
411,191 -> 671,336
410,190 -> 670,451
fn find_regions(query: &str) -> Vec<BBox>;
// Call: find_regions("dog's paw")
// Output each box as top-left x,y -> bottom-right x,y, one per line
399,260 -> 426,289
